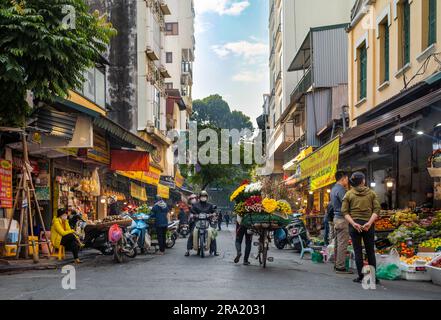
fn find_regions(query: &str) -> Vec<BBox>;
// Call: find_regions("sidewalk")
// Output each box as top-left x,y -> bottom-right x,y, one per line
0,250 -> 99,274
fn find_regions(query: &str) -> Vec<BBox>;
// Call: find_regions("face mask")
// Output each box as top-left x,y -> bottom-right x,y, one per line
190,199 -> 197,204
200,196 -> 208,202
61,214 -> 68,220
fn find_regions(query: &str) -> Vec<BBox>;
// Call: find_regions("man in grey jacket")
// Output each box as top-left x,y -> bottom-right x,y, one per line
330,171 -> 353,274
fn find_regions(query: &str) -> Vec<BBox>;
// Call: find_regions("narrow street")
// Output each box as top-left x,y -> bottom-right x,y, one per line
0,226 -> 440,300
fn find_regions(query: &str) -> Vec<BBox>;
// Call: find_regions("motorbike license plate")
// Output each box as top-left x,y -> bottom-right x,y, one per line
198,213 -> 207,219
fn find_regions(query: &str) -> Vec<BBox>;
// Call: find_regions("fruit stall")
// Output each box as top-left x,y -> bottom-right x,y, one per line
374,208 -> 441,284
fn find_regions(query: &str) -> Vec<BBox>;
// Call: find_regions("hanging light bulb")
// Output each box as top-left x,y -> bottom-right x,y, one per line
370,181 -> 376,188
417,130 -> 424,135
395,130 -> 403,143
326,189 -> 331,193
372,141 -> 380,153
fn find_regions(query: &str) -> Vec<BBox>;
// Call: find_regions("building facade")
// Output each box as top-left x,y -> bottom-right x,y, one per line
266,0 -> 355,176
343,0 -> 441,208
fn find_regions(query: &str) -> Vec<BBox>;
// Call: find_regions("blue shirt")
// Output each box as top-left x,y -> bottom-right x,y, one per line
330,183 -> 347,218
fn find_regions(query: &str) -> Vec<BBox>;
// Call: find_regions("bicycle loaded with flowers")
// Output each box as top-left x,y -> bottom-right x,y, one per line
230,181 -> 292,230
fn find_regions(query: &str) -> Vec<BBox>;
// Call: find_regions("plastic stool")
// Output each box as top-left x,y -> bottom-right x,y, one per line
51,245 -> 65,260
299,235 -> 314,259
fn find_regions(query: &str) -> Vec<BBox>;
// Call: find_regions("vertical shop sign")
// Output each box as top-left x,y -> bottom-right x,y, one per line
0,159 -> 13,208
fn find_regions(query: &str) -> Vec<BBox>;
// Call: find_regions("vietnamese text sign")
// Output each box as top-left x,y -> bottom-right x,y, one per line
157,184 -> 170,199
0,159 -> 13,208
116,166 -> 161,186
175,170 -> 184,188
300,138 -> 340,191
130,182 -> 147,201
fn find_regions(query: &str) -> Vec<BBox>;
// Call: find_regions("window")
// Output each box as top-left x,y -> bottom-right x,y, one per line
399,0 -> 411,66
79,67 -> 106,108
166,52 -> 173,63
153,87 -> 161,129
165,82 -> 173,90
358,44 -> 367,100
380,21 -> 390,83
427,0 -> 437,46
165,23 -> 178,35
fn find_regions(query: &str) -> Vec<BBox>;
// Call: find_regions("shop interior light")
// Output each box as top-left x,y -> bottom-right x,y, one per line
386,180 -> 394,188
326,189 -> 331,193
395,131 -> 404,143
417,129 -> 424,135
370,182 -> 376,188
372,141 -> 380,153
303,200 -> 308,204
295,202 -> 299,205
309,191 -> 313,195
100,198 -> 106,204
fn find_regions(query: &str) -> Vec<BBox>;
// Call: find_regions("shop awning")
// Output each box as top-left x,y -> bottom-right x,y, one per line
283,146 -> 313,171
93,116 -> 156,153
341,87 -> 441,146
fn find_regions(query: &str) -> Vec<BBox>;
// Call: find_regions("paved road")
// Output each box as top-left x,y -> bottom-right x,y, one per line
0,225 -> 440,300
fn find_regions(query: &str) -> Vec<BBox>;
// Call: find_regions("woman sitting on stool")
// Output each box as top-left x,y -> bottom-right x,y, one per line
51,208 -> 82,264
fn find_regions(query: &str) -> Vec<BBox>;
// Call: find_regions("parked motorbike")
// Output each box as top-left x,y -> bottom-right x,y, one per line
273,214 -> 309,251
128,212 -> 150,254
168,220 -> 179,246
144,215 -> 177,251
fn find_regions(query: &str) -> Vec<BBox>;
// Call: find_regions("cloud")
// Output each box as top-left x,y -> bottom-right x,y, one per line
195,16 -> 213,34
194,0 -> 250,16
233,71 -> 265,83
211,41 -> 269,60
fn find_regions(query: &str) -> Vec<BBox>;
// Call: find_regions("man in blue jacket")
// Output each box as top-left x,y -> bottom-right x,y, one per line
151,196 -> 170,255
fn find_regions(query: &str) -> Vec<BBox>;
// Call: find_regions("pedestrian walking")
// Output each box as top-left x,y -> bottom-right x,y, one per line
330,171 -> 352,274
225,213 -> 230,229
342,172 -> 380,283
218,210 -> 223,231
151,196 -> 170,255
234,215 -> 253,266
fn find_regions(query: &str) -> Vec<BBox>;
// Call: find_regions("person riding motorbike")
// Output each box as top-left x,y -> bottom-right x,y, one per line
185,191 -> 219,257
185,194 -> 198,256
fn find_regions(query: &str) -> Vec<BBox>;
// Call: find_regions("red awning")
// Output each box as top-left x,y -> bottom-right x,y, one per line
110,150 -> 149,172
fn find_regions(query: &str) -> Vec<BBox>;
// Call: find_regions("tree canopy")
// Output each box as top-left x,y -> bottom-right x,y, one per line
0,0 -> 116,126
191,94 -> 253,131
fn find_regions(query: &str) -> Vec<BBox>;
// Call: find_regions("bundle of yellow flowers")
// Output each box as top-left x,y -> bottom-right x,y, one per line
230,184 -> 246,202
277,200 -> 292,215
262,198 -> 278,214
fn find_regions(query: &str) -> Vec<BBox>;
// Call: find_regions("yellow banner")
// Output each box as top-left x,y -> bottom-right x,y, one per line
116,166 -> 162,186
157,184 -> 170,199
300,138 -> 340,191
175,170 -> 184,188
130,182 -> 147,201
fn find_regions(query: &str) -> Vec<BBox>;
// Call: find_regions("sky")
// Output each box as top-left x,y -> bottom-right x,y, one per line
193,0 -> 269,127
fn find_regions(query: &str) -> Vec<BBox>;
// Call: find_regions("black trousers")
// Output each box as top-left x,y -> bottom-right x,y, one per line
60,233 -> 79,259
187,223 -> 195,250
235,224 -> 252,262
349,219 -> 377,278
156,226 -> 167,252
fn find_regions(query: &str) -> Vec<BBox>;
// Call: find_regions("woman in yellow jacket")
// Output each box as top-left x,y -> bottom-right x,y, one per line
51,208 -> 81,263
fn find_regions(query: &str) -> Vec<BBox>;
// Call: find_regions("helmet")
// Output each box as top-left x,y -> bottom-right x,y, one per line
199,190 -> 208,197
188,194 -> 198,205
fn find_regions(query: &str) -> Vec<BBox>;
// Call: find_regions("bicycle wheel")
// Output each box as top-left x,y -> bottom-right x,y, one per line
262,231 -> 268,268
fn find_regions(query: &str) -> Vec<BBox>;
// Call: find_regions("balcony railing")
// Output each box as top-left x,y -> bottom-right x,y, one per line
290,68 -> 312,104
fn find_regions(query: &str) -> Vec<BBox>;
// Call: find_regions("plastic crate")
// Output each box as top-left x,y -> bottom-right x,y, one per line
28,236 -> 39,255
426,255 -> 441,286
3,245 -> 17,257
400,262 -> 432,281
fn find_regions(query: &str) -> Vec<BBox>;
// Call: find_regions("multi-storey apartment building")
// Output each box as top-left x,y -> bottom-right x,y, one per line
342,0 -> 441,208
266,0 -> 355,176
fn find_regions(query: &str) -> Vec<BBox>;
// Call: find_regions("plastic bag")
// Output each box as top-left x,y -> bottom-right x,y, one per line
312,251 -> 324,263
376,248 -> 401,280
108,224 -> 122,243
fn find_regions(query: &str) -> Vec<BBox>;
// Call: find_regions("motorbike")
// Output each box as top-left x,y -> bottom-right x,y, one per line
193,212 -> 215,258
179,223 -> 190,238
127,212 -> 150,254
168,220 -> 179,246
273,213 -> 309,251
144,215 -> 177,251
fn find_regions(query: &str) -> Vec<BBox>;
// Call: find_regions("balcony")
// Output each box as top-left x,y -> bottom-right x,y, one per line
290,67 -> 312,105
159,65 -> 171,78
160,1 -> 171,15
146,46 -> 159,61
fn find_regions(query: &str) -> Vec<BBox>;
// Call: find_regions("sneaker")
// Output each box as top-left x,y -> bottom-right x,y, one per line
243,261 -> 250,266
214,252 -> 220,256
353,276 -> 363,283
335,268 -> 354,274
74,259 -> 82,264
185,251 -> 190,257
234,253 -> 242,264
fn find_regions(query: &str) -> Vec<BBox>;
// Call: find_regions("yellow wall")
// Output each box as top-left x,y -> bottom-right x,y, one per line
348,0 -> 441,125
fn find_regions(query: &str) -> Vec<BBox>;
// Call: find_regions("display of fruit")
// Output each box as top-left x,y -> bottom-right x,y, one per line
375,218 -> 394,231
400,255 -> 433,265
388,225 -> 413,244
397,242 -> 415,258
390,210 -> 419,226
419,238 -> 441,250
431,259 -> 441,269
